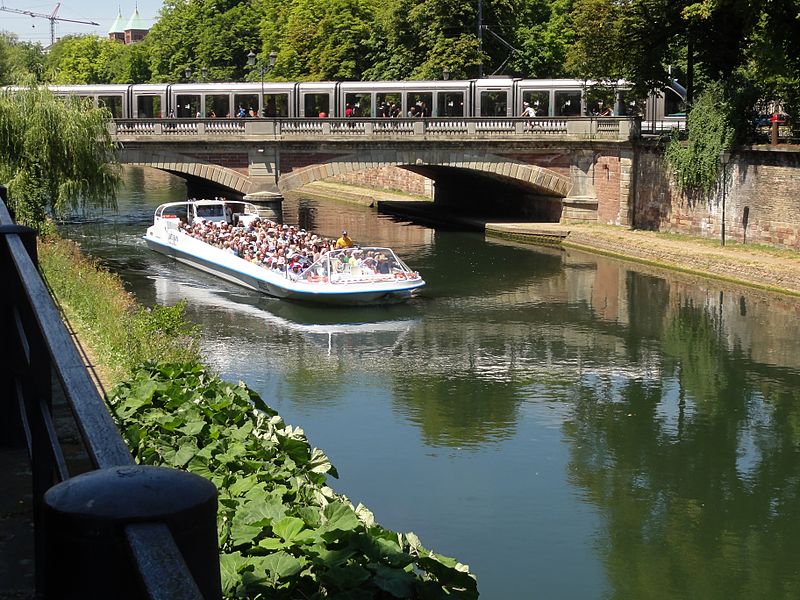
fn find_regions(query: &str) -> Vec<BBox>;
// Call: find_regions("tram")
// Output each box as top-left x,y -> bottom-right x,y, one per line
43,77 -> 686,126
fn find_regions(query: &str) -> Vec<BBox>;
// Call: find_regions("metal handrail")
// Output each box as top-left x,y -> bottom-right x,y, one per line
0,186 -> 218,600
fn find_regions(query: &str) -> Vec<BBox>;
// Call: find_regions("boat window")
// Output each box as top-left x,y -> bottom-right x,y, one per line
522,91 -> 549,117
262,93 -> 288,117
98,95 -> 123,119
196,205 -> 224,218
437,91 -> 464,117
234,94 -> 259,117
176,94 -> 201,118
344,93 -> 371,117
204,94 -> 230,118
406,92 -> 432,117
555,91 -> 581,116
376,92 -> 401,117
137,95 -> 162,118
480,91 -> 507,116
303,93 -> 330,117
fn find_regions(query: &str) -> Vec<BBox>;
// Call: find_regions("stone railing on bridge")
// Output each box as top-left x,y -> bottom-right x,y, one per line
111,116 -> 640,141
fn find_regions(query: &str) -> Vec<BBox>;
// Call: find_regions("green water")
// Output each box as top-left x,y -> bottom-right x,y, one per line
63,167 -> 800,599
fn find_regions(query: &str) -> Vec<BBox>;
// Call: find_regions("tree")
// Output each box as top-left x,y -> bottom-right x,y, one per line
146,0 -> 264,82
0,84 -> 120,231
0,33 -> 45,84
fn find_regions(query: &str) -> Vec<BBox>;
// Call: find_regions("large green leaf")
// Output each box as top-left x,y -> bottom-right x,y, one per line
259,551 -> 303,582
219,551 -> 248,595
371,563 -> 416,598
240,498 -> 287,526
273,516 -> 315,545
323,502 -> 360,534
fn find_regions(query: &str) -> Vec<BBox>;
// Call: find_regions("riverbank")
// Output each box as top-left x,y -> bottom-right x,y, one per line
371,198 -> 800,297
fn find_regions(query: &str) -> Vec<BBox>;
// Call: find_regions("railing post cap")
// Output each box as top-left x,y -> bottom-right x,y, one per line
44,465 -> 217,531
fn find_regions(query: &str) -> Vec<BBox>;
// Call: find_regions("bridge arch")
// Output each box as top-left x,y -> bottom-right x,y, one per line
120,148 -> 256,195
277,149 -> 571,198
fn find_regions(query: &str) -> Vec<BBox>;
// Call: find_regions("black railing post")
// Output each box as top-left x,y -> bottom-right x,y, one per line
43,465 -> 221,600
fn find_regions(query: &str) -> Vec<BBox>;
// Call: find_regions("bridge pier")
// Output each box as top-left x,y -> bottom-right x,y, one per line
562,150 -> 599,223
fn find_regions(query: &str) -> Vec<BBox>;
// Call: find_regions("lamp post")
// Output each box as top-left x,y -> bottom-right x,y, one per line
184,66 -> 192,81
247,50 -> 278,117
442,66 -> 450,81
720,149 -> 731,246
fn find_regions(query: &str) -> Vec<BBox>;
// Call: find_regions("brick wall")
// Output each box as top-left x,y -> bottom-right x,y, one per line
185,152 -> 249,175
281,153 -> 343,173
331,165 -> 431,196
635,147 -> 800,249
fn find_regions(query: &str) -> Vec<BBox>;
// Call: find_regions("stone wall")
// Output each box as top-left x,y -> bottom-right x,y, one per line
635,146 -> 800,249
330,165 -> 433,197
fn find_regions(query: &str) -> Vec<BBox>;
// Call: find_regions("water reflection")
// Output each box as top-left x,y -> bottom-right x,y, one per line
63,166 -> 800,599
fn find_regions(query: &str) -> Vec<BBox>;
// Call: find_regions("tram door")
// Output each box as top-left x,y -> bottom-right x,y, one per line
474,81 -> 512,116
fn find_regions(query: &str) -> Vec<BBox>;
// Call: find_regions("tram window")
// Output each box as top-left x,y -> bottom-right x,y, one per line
480,91 -> 507,116
376,92 -> 401,117
406,92 -> 432,117
437,91 -> 464,116
204,94 -> 230,118
304,93 -> 330,117
234,94 -> 259,117
344,93 -> 371,117
98,95 -> 123,119
137,95 -> 162,118
663,88 -> 685,116
262,93 -> 288,117
617,91 -> 643,116
176,94 -> 201,118
555,91 -> 581,116
584,88 -> 615,116
522,91 -> 549,116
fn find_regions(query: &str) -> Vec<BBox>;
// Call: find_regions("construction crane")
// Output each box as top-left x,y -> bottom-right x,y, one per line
0,2 -> 99,46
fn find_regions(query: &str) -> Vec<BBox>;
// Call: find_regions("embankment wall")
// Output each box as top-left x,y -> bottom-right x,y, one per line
635,146 -> 800,249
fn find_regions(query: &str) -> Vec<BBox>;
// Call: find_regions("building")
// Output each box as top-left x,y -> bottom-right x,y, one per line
108,6 -> 149,44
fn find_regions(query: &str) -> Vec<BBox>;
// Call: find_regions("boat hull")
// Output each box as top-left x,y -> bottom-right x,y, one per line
144,232 -> 424,306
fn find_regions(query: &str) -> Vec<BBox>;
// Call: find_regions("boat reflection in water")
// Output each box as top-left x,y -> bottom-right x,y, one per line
152,275 -> 422,358
144,199 -> 425,305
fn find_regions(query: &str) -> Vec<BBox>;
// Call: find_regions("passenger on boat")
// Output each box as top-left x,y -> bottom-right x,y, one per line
336,230 -> 354,249
181,214 -> 338,276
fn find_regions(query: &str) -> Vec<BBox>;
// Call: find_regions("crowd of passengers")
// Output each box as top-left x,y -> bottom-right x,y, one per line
180,215 -> 400,279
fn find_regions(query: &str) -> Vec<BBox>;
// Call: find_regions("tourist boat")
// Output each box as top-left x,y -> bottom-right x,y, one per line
143,199 -> 425,305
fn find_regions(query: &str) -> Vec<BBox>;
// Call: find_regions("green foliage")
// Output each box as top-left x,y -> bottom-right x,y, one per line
43,35 -> 153,84
0,33 -> 45,84
107,362 -> 479,599
0,84 -> 120,231
664,83 -> 734,194
146,0 -> 263,82
38,236 -> 200,384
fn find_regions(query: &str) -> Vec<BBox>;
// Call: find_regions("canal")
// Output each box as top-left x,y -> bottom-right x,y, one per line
62,167 -> 800,599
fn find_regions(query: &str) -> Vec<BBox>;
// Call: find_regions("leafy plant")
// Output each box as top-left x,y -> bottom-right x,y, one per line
107,362 -> 478,599
664,82 -> 735,194
0,83 -> 120,231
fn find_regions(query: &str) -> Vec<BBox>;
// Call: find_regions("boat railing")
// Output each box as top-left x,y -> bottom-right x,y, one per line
1,185 -> 221,599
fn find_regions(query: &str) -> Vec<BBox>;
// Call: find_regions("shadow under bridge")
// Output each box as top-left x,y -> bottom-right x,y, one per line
278,150 -> 571,221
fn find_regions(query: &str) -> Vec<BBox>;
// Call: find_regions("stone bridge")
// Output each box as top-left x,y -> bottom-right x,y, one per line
113,117 -> 639,224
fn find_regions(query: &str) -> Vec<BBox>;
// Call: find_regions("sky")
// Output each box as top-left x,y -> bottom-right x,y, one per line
0,0 -> 163,45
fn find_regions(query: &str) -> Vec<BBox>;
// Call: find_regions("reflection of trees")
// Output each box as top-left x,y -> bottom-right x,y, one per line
391,374 -> 523,448
565,299 -> 800,599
